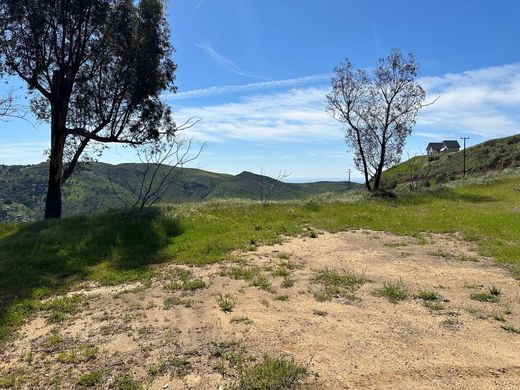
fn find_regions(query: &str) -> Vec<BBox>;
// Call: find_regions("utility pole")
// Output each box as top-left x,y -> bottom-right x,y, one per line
460,137 -> 469,176
347,169 -> 352,190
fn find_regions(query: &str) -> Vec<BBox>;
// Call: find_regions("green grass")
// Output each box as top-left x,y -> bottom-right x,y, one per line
111,373 -> 142,390
42,333 -> 62,350
376,280 -> 409,303
149,356 -> 191,378
311,268 -> 367,301
217,294 -> 235,312
470,286 -> 502,303
166,268 -> 207,291
0,369 -> 26,389
281,277 -> 295,288
57,346 -> 98,364
236,355 -> 308,390
489,285 -> 501,296
382,134 -> 520,191
417,290 -> 444,301
470,292 -> 499,303
1,173 -> 520,341
164,296 -> 193,308
500,324 -> 520,334
384,242 -> 407,248
76,371 -> 102,387
42,294 -> 84,323
223,265 -> 274,293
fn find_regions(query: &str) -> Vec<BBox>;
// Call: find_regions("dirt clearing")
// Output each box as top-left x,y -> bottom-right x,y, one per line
1,230 -> 519,389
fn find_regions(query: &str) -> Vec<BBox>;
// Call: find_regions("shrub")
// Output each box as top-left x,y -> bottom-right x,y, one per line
236,355 -> 308,390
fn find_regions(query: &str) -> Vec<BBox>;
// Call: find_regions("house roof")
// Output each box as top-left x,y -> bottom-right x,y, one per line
426,142 -> 442,150
442,140 -> 461,149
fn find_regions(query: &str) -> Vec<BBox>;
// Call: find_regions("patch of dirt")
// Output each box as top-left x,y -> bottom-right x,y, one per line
1,230 -> 520,389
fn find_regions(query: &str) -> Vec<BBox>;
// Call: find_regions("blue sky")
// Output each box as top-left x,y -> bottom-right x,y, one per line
1,0 -> 520,181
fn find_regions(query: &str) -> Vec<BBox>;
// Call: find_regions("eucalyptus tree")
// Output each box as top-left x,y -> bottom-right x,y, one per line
0,0 -> 177,218
326,49 -> 429,193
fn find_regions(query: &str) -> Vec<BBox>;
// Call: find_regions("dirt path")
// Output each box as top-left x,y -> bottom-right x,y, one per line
1,230 -> 519,389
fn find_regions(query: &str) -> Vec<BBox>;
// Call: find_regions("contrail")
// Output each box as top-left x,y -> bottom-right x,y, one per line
193,0 -> 205,13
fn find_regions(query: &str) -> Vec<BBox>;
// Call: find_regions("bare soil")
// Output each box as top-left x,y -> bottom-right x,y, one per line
1,230 -> 519,389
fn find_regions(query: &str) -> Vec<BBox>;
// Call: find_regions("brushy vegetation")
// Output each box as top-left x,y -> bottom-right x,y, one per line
42,294 -> 84,323
500,324 -> 520,334
57,346 -> 98,364
417,290 -> 444,301
217,294 -> 236,312
382,134 -> 520,190
470,286 -> 502,303
311,268 -> 367,302
111,373 -> 142,390
0,369 -> 26,389
149,356 -> 191,378
223,265 -> 274,293
376,280 -> 409,303
235,355 -> 309,390
163,296 -> 193,309
166,268 -> 207,291
76,370 -> 102,387
1,171 -> 519,341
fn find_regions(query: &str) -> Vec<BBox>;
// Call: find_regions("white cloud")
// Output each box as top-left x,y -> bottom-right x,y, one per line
172,63 -> 520,145
175,86 -> 343,143
2,64 -> 518,170
418,64 -> 520,138
0,142 -> 48,164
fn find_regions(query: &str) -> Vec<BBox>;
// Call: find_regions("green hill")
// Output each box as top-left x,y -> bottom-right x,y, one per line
0,163 -> 358,221
382,133 -> 520,191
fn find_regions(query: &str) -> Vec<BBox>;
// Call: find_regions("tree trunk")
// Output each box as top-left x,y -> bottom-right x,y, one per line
372,131 -> 387,193
353,130 -> 372,192
363,169 -> 372,192
373,168 -> 383,192
44,159 -> 62,219
44,107 -> 66,219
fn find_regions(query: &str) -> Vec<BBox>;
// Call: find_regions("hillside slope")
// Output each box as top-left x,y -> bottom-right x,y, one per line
382,133 -> 520,190
0,163 -> 357,221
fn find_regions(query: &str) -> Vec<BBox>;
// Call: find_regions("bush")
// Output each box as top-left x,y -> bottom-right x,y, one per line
237,355 -> 308,390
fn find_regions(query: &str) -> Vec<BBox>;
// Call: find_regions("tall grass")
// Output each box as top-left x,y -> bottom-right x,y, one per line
1,174 -> 519,341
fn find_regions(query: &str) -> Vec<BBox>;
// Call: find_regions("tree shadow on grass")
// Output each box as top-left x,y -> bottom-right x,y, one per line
0,207 -> 182,340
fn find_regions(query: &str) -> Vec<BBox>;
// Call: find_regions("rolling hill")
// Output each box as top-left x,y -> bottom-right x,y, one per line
0,163 -> 358,221
382,133 -> 520,191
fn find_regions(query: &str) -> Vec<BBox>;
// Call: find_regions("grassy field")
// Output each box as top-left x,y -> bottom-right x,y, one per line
0,171 -> 519,342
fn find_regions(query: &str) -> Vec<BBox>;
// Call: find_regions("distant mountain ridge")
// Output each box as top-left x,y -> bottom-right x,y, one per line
0,163 -> 358,221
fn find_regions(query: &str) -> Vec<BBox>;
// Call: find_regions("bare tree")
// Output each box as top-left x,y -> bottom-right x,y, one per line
110,134 -> 204,211
326,49 -> 432,193
0,89 -> 16,119
259,169 -> 291,205
0,73 -> 25,120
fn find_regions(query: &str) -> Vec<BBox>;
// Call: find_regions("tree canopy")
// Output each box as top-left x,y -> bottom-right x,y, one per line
326,49 -> 428,193
0,0 -> 177,218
